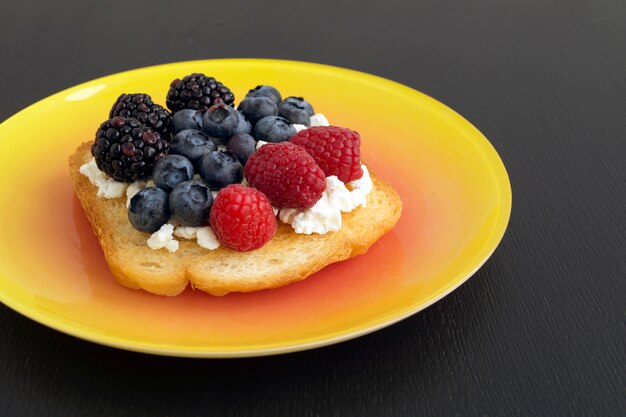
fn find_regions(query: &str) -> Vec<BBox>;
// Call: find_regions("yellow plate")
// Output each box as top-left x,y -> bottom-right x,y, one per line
0,59 -> 511,357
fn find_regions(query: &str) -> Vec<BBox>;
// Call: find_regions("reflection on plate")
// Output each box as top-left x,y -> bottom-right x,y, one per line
0,59 -> 511,357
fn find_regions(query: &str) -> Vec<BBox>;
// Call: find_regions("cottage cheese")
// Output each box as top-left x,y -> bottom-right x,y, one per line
79,158 -> 128,199
173,226 -> 198,240
292,124 -> 308,132
279,165 -> 372,235
125,180 -> 147,207
147,224 -> 179,252
196,227 -> 220,250
280,192 -> 342,234
345,165 -> 373,209
174,226 -> 221,250
310,113 -> 329,127
290,113 -> 328,134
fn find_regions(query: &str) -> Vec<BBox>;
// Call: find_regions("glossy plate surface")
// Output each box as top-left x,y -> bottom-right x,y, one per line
0,59 -> 511,357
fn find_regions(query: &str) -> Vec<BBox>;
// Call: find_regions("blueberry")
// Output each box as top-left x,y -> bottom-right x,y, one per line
153,154 -> 194,192
282,96 -> 314,117
170,129 -> 216,167
202,103 -> 239,139
253,116 -> 296,143
246,85 -> 282,104
232,111 -> 252,135
198,151 -> 243,190
237,96 -> 278,125
171,109 -> 203,134
278,98 -> 312,126
227,133 -> 256,166
169,181 -> 213,227
128,187 -> 170,233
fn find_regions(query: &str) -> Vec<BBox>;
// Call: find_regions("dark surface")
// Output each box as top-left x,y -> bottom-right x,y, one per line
1,0 -> 624,416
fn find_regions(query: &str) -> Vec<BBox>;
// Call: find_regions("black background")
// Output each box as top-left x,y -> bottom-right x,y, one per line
1,1 -> 624,416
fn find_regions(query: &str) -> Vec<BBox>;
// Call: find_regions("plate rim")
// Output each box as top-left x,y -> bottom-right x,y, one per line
0,58 -> 512,357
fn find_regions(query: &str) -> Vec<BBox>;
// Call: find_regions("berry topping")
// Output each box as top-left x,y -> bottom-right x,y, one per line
170,129 -> 216,168
282,97 -> 314,117
153,154 -> 194,192
170,109 -> 203,135
232,111 -> 252,135
290,126 -> 363,183
202,103 -> 239,139
91,116 -> 170,182
226,133 -> 256,166
246,85 -> 282,104
237,96 -> 278,125
209,184 -> 277,251
128,187 -> 170,233
109,93 -> 172,138
169,181 -> 213,227
198,151 -> 244,191
277,98 -> 311,126
244,142 -> 326,208
253,116 -> 296,143
166,73 -> 234,113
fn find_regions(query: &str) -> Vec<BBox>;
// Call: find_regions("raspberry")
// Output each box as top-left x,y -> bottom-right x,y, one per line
244,142 -> 326,208
290,126 -> 363,183
210,184 -> 277,251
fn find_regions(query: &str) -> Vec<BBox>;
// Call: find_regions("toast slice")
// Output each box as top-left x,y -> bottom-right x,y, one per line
69,141 -> 402,296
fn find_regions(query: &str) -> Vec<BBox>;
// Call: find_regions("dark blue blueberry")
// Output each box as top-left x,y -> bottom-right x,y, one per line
169,181 -> 213,227
171,109 -> 203,134
253,116 -> 296,143
237,96 -> 278,125
282,96 -> 314,117
198,151 -> 243,191
153,154 -> 194,192
170,129 -> 216,167
245,85 -> 282,104
226,133 -> 256,166
232,111 -> 252,135
201,103 -> 239,139
128,187 -> 170,233
278,98 -> 312,126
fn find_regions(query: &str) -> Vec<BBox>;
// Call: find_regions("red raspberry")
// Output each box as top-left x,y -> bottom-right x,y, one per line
290,126 -> 363,183
244,142 -> 326,208
209,184 -> 277,251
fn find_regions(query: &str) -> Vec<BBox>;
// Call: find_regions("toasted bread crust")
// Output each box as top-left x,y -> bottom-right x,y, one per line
69,142 -> 402,296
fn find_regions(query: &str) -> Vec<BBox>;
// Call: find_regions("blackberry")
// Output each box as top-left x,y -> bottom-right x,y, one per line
109,93 -> 172,139
91,116 -> 170,182
166,73 -> 235,113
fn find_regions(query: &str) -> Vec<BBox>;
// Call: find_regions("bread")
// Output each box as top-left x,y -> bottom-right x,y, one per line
69,141 -> 402,296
